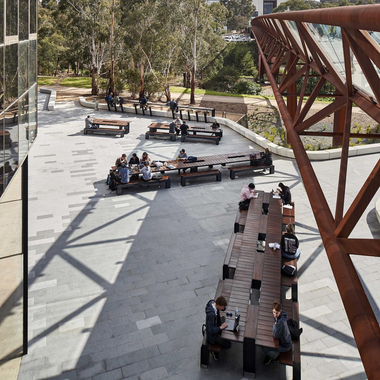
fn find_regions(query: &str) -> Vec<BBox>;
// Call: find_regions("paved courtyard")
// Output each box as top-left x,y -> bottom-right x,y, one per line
17,93 -> 380,380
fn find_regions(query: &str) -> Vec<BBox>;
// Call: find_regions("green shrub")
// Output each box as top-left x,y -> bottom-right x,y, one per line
231,80 -> 262,95
204,67 -> 240,92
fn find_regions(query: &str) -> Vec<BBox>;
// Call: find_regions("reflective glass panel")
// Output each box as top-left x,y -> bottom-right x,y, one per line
0,113 -> 4,198
30,0 -> 37,34
19,42 -> 28,96
6,0 -> 18,36
0,46 -> 3,114
286,21 -> 302,49
18,95 -> 28,163
368,31 -> 380,45
19,0 -> 29,41
29,40 -> 36,87
28,85 -> 37,145
0,0 -> 3,44
4,44 -> 18,110
4,100 -> 18,186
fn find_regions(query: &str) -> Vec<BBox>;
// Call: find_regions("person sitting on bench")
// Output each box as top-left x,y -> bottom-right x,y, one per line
178,149 -> 187,160
281,224 -> 300,260
85,115 -> 98,129
140,152 -> 151,165
169,121 -> 177,134
140,161 -> 152,181
129,153 -> 140,165
115,153 -> 127,167
262,301 -> 292,365
180,121 -> 189,136
277,182 -> 292,205
205,297 -> 231,360
175,117 -> 182,135
211,119 -> 220,129
139,94 -> 148,110
239,183 -> 256,209
118,164 -> 130,184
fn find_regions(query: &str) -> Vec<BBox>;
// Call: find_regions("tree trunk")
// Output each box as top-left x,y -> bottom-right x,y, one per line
186,61 -> 191,88
190,66 -> 195,104
140,63 -> 145,96
164,85 -> 171,102
91,65 -> 98,95
109,0 -> 115,94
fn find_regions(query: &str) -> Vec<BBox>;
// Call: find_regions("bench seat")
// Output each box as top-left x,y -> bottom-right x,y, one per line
180,169 -> 221,186
228,164 -> 275,179
84,127 -> 124,137
282,202 -> 295,228
116,176 -> 170,195
234,209 -> 248,233
145,131 -> 176,141
181,134 -> 220,145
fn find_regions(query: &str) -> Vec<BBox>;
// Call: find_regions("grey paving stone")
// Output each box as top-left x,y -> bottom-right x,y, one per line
139,366 -> 168,380
93,368 -> 123,380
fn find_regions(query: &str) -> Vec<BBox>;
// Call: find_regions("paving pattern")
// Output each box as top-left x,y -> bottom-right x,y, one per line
18,94 -> 380,380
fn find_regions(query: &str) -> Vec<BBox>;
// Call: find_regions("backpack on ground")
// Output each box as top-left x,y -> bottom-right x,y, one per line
109,172 -> 118,191
287,319 -> 303,340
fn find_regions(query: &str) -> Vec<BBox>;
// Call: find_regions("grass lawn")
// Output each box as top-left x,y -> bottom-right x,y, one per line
169,86 -> 268,99
38,76 -> 60,85
60,77 -> 92,88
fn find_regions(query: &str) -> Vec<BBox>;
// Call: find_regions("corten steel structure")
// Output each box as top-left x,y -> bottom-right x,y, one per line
251,5 -> 380,379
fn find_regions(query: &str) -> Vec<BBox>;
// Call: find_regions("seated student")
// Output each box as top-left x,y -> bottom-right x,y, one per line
262,301 -> 292,365
262,148 -> 272,165
118,164 -> 130,184
139,94 -> 148,109
129,153 -> 140,165
281,224 -> 300,260
205,296 -> 231,360
140,152 -> 151,165
178,149 -> 187,160
211,119 -> 220,129
277,182 -> 292,205
180,121 -> 189,136
85,115 -> 98,129
115,154 -> 127,167
174,117 -> 182,135
239,183 -> 256,209
140,161 -> 152,181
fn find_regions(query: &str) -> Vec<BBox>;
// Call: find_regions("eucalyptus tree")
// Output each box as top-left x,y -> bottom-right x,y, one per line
61,0 -> 113,94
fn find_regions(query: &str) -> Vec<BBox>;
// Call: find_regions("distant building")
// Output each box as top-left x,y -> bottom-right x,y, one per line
252,0 -> 288,16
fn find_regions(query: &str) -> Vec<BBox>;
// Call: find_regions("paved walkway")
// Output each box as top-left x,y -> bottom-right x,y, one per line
17,94 -> 379,380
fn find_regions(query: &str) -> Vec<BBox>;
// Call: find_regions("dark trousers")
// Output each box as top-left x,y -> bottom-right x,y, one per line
213,334 -> 231,350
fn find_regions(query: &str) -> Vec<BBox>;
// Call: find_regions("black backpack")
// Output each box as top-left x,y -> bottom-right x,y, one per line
287,319 -> 303,340
109,172 -> 118,191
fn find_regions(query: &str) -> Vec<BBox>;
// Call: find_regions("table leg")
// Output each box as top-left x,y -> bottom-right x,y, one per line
243,337 -> 256,377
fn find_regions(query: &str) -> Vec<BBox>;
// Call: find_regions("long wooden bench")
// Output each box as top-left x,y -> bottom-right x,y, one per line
282,202 -> 295,229
145,131 -> 176,141
180,169 -> 221,186
116,176 -> 170,195
228,164 -> 275,179
181,134 -> 220,145
234,209 -> 248,233
84,127 -> 124,137
223,233 -> 243,280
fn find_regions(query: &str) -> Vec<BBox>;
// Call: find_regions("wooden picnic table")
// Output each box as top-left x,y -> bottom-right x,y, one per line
217,191 -> 284,376
147,122 -> 222,137
93,119 -> 131,133
112,151 -> 259,175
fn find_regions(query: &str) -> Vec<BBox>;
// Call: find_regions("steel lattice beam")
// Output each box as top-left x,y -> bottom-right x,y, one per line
251,5 -> 380,379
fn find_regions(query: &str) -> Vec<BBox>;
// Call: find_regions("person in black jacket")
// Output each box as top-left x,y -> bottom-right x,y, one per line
262,301 -> 292,365
205,297 -> 231,360
180,121 -> 189,136
281,224 -> 300,260
277,182 -> 291,205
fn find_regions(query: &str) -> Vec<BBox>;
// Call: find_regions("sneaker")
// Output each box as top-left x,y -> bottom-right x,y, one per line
211,351 -> 219,361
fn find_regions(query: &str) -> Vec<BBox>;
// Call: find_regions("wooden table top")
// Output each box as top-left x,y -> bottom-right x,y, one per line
221,191 -> 284,347
93,119 -> 131,126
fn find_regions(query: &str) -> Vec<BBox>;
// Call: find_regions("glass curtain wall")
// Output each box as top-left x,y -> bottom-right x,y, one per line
0,0 -> 38,361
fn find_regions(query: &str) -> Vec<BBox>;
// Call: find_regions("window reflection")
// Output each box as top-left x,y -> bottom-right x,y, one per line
19,42 -> 28,96
28,85 -> 37,145
0,113 -> 4,197
30,0 -> 37,34
19,95 -> 28,163
5,44 -> 18,110
29,40 -> 37,87
19,0 -> 29,41
6,0 -> 18,36
3,100 -> 18,192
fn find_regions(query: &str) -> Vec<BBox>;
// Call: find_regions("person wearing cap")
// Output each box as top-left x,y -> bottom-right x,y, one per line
115,154 -> 127,167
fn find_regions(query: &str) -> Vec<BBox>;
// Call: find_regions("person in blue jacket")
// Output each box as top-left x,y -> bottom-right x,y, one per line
262,301 -> 292,364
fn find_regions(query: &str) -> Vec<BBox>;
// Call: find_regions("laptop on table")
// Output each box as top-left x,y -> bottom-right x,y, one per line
224,314 -> 240,332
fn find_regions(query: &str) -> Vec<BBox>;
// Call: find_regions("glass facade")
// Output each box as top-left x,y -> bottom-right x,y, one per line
0,0 -> 38,362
